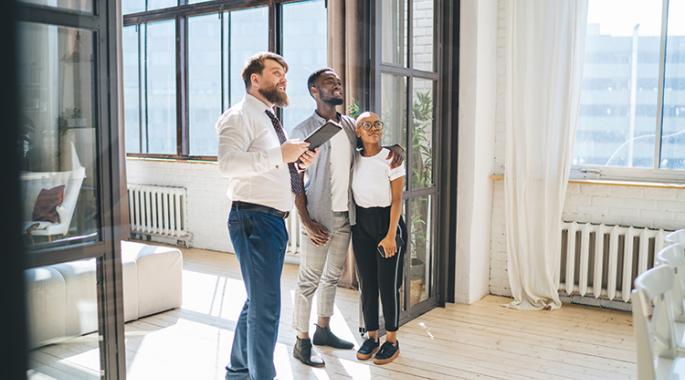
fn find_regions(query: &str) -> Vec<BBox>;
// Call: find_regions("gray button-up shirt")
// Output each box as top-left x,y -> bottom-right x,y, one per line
291,112 -> 357,230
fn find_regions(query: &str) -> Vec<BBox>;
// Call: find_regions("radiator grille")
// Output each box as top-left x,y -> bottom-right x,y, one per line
127,184 -> 191,245
559,222 -> 669,303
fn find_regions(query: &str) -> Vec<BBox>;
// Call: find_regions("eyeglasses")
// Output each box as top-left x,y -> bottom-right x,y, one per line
359,121 -> 384,131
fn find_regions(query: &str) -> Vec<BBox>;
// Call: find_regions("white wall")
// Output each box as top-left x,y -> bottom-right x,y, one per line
488,0 -> 685,297
126,159 -> 234,253
455,0 -> 498,304
490,180 -> 685,297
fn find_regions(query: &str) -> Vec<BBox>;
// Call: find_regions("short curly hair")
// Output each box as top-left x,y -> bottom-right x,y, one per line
307,67 -> 336,95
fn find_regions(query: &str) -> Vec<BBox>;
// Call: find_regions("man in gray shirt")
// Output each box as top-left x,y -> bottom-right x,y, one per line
290,68 -> 403,367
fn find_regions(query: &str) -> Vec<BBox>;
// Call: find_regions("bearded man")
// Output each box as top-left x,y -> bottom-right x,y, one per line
216,52 -> 319,380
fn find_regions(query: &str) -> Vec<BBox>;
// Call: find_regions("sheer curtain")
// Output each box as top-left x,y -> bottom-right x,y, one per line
503,0 -> 588,310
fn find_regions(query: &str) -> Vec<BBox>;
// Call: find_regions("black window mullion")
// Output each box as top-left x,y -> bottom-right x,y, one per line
220,12 -> 226,111
144,23 -> 150,153
371,0 -> 382,111
17,3 -> 100,30
654,0 -> 670,168
137,25 -> 144,154
408,0 -> 413,69
25,241 -> 107,268
271,1 -> 284,119
226,11 -> 232,108
177,16 -> 189,156
124,0 -> 273,25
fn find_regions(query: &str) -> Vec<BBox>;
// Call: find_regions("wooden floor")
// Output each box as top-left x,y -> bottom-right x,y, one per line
29,247 -> 637,379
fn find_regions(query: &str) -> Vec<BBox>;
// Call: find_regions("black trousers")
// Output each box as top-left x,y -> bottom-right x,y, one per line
352,206 -> 407,332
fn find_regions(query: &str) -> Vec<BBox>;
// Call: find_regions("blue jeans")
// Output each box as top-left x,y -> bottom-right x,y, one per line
226,206 -> 288,380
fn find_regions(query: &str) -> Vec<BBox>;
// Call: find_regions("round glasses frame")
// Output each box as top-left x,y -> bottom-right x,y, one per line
359,121 -> 385,131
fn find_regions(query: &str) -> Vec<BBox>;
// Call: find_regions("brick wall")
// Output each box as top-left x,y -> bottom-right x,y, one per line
125,159 -> 234,253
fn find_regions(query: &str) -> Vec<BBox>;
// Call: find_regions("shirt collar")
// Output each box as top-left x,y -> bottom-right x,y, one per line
312,110 -> 342,123
245,93 -> 275,114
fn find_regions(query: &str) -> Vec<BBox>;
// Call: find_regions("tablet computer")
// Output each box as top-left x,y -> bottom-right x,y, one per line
304,120 -> 343,149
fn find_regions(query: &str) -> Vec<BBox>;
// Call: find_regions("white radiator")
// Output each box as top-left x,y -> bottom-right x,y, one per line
127,184 -> 191,245
559,222 -> 669,303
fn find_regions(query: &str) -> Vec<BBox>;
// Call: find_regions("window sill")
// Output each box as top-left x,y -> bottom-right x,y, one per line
489,174 -> 685,190
125,156 -> 217,165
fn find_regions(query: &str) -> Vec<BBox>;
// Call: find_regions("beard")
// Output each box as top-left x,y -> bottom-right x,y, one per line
322,96 -> 344,106
259,84 -> 289,107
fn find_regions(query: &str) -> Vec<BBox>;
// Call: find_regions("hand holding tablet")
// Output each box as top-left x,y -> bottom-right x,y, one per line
304,120 -> 343,150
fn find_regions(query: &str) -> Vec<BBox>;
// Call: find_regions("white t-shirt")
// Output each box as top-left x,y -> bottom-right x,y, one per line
351,148 -> 405,208
329,127 -> 352,212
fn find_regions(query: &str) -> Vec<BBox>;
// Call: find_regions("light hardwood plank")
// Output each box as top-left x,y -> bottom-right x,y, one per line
28,246 -> 637,379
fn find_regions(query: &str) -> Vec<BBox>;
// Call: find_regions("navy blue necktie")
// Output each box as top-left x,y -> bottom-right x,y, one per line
264,110 -> 304,195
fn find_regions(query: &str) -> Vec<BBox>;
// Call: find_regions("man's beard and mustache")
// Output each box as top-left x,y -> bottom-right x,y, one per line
259,83 -> 289,107
321,90 -> 344,106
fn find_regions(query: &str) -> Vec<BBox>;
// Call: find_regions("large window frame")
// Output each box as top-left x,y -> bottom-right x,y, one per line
367,0 -> 457,321
122,0 -> 318,161
17,1 -> 127,378
573,0 -> 685,183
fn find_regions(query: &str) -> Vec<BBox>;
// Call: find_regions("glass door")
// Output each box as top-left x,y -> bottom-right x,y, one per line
17,1 -> 126,378
371,0 -> 442,320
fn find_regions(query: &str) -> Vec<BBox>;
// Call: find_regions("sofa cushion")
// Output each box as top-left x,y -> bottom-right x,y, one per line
52,259 -> 98,337
123,241 -> 183,317
25,267 -> 67,348
121,244 -> 139,322
25,241 -> 183,349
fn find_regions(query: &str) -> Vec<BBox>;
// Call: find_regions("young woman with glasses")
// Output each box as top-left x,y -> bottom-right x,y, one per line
350,111 -> 407,365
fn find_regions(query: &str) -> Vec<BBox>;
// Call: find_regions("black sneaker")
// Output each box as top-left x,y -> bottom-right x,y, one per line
312,324 -> 354,349
293,337 -> 325,368
355,338 -> 380,361
373,340 -> 399,365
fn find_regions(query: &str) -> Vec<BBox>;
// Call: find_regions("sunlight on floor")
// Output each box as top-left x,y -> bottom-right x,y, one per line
30,249 -> 637,379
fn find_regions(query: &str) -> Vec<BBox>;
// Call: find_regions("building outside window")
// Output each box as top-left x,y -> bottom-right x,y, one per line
122,0 -> 327,160
574,0 -> 685,180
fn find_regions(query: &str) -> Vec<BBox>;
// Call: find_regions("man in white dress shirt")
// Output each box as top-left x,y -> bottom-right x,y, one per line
216,52 -> 319,380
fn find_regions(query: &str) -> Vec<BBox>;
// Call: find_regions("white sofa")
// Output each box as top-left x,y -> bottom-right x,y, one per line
25,241 -> 183,349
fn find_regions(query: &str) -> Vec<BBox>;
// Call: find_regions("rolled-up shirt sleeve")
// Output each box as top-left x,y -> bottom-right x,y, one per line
216,112 -> 284,178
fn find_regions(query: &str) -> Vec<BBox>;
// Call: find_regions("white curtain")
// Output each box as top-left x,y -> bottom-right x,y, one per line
503,0 -> 588,310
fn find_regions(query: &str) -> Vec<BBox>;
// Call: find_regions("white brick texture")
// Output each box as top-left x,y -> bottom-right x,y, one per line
126,159 -> 234,253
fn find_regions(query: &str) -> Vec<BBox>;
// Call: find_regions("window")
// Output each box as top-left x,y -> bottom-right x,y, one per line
122,0 -> 327,159
227,8 -> 269,108
188,14 -> 221,156
574,0 -> 685,180
281,1 -> 327,131
123,21 -> 177,155
374,0 -> 439,309
18,22 -> 101,248
20,0 -> 93,13
17,1 -> 127,377
123,0 -> 178,14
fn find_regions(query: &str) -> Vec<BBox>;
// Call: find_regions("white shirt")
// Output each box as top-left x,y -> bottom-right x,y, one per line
351,148 -> 405,208
215,94 -> 293,212
328,126 -> 352,212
